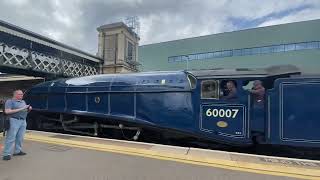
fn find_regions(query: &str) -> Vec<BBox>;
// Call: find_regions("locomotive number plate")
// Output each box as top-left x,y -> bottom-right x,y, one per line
200,104 -> 246,137
205,108 -> 239,118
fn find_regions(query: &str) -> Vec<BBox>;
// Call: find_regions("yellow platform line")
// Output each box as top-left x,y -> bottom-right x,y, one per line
25,133 -> 320,180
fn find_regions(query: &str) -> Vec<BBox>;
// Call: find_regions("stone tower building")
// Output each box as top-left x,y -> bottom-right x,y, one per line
97,22 -> 140,73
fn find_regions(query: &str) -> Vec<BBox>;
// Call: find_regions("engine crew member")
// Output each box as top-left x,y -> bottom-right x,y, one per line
222,81 -> 237,100
249,80 -> 265,105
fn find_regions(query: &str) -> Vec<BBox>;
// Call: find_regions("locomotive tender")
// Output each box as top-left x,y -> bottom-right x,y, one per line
25,65 -> 320,149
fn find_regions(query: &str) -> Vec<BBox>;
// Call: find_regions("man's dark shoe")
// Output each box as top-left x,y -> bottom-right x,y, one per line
2,155 -> 11,161
13,151 -> 27,156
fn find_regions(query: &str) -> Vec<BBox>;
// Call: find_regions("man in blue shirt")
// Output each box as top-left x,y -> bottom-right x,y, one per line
2,90 -> 32,161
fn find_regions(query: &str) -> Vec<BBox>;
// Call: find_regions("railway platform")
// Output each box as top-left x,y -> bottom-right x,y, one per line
0,131 -> 319,180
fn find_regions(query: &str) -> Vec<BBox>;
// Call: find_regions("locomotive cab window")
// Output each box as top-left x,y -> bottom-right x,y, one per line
201,80 -> 219,99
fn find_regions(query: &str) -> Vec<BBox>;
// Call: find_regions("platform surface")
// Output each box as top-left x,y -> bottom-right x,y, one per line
0,131 -> 319,180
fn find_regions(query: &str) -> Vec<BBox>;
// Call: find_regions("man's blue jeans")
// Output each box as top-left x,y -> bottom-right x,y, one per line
2,118 -> 27,156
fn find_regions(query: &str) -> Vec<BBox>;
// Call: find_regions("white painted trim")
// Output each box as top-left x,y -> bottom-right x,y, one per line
267,95 -> 271,139
85,87 -> 88,112
247,95 -> 250,138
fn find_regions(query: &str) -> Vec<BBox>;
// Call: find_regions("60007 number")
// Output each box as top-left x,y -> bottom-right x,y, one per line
205,108 -> 239,118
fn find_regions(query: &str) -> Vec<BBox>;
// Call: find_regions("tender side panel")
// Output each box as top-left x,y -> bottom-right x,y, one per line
281,81 -> 320,143
269,78 -> 320,148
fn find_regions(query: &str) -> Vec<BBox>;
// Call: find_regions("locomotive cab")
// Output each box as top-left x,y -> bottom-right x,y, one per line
187,65 -> 301,146
197,77 -> 255,145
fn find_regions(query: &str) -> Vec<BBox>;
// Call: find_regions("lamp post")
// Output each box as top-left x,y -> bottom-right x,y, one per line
184,55 -> 189,70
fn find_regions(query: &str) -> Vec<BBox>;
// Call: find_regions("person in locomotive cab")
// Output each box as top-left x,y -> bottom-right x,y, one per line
2,90 -> 32,161
222,81 -> 237,100
249,80 -> 265,105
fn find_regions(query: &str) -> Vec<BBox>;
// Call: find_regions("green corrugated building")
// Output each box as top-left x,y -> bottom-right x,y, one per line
138,19 -> 320,74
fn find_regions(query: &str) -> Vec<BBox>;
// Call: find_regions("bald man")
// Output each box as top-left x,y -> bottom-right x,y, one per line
2,90 -> 32,161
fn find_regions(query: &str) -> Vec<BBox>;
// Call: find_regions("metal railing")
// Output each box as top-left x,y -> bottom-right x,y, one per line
0,43 -> 99,77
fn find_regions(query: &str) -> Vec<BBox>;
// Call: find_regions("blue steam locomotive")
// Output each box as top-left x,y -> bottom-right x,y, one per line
25,65 -> 320,149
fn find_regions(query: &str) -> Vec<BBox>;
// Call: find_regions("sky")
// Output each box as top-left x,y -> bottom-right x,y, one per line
0,0 -> 320,55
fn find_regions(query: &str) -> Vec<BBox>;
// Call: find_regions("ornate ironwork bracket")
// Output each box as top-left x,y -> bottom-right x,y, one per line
0,42 -> 99,77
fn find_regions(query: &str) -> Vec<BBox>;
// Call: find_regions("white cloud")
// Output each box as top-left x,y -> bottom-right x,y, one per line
225,0 -> 306,19
258,7 -> 320,27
